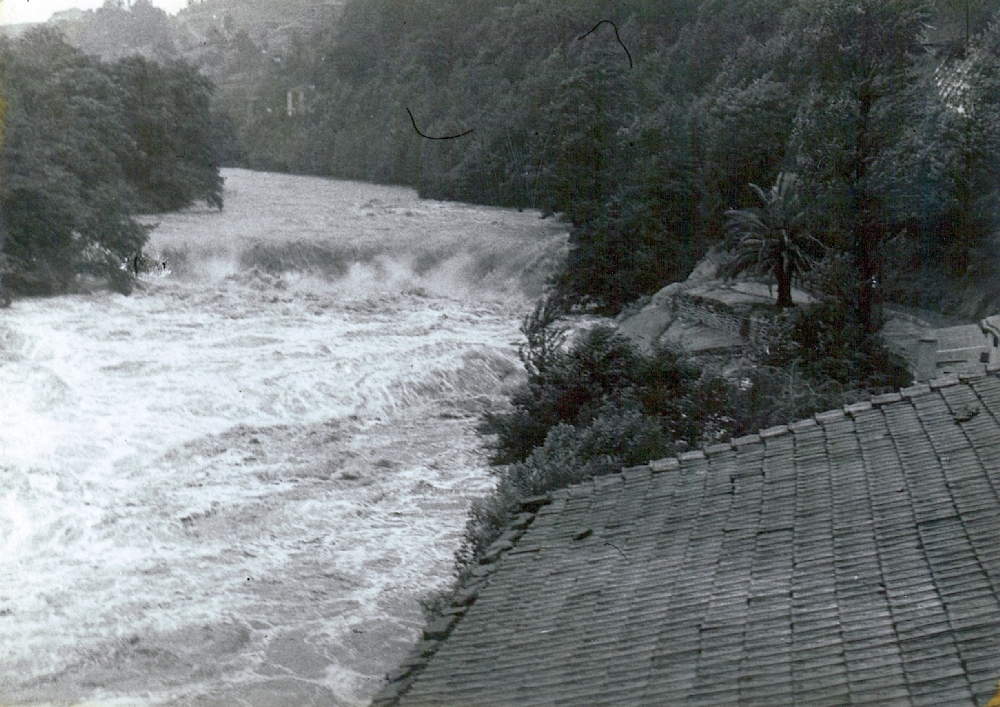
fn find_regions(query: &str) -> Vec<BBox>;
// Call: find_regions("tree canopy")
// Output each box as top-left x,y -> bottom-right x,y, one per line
0,28 -> 222,296
724,172 -> 821,307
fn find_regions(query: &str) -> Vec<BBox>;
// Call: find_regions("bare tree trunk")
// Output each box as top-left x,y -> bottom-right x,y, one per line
776,271 -> 794,308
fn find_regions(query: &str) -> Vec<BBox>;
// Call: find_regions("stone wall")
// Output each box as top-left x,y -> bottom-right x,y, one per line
670,292 -> 784,350
671,293 -> 746,334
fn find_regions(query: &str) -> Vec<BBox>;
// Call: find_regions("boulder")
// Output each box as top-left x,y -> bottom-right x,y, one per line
616,303 -> 674,355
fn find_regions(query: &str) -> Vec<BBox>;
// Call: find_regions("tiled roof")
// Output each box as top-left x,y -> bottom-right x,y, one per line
378,373 -> 1000,707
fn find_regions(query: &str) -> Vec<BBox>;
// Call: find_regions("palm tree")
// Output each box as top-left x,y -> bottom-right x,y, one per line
724,172 -> 821,308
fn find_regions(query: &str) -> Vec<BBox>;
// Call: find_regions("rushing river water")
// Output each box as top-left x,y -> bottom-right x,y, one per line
0,169 -> 568,706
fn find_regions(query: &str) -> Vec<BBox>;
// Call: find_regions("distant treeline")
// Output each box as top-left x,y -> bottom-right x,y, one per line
0,28 -> 222,296
224,0 -> 1000,318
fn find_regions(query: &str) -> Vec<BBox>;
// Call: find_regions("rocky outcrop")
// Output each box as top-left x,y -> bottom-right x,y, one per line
615,256 -> 813,357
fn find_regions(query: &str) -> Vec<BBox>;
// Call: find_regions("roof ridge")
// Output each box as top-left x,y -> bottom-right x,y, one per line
635,371 -> 997,470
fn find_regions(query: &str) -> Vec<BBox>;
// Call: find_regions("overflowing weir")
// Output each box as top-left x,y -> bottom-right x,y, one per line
0,168 -> 568,706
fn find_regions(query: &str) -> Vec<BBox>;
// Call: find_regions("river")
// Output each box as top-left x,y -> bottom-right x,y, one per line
0,169 -> 568,706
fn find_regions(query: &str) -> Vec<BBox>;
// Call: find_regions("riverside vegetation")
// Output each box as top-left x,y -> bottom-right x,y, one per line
0,27 -> 221,297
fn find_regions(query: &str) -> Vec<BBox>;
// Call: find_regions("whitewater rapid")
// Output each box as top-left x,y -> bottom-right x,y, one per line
0,169 -> 568,706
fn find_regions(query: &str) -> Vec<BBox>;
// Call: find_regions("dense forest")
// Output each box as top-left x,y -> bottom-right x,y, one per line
219,0 -> 1000,324
0,27 -> 221,296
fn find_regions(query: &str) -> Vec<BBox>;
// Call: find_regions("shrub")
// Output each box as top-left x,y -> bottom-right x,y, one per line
481,321 -> 647,464
762,300 -> 912,391
729,363 -> 864,434
481,317 -> 725,466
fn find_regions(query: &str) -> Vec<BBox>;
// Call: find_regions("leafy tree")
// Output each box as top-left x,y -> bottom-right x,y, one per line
0,28 -> 222,298
788,0 -> 932,331
923,31 -> 1000,282
112,55 -> 223,211
0,28 -> 146,295
74,0 -> 179,62
481,319 -> 736,466
724,172 -> 821,307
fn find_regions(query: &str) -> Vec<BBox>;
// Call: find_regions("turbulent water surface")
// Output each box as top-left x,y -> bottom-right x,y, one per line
0,169 -> 568,706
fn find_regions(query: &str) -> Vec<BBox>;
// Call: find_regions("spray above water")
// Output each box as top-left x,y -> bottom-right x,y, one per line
148,169 -> 567,302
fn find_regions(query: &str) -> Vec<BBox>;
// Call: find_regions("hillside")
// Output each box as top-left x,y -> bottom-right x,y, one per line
177,0 -> 343,50
39,0 -> 341,115
171,0 -> 343,83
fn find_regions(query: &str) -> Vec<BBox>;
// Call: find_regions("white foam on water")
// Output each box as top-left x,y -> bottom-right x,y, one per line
0,169 -> 567,706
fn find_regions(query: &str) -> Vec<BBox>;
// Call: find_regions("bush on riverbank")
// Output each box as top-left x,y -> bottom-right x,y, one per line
479,304 -> 734,466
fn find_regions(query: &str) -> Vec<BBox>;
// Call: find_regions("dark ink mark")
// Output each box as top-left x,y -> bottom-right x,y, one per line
578,20 -> 633,69
406,108 -> 473,140
605,542 -> 628,560
573,528 -> 593,541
